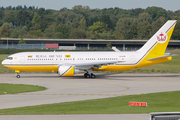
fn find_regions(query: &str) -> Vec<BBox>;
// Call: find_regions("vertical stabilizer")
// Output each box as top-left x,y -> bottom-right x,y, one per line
138,20 -> 176,56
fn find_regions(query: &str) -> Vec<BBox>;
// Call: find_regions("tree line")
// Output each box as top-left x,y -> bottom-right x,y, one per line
0,5 -> 180,40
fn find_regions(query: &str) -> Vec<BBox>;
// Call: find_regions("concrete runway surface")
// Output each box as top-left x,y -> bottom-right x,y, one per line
0,73 -> 180,120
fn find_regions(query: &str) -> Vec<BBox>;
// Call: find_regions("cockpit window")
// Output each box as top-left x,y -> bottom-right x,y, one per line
6,57 -> 13,60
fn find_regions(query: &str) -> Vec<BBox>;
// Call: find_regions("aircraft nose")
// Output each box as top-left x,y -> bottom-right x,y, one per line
2,60 -> 6,66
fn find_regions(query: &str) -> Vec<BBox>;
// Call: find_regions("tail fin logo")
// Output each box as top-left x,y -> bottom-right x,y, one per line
157,32 -> 168,43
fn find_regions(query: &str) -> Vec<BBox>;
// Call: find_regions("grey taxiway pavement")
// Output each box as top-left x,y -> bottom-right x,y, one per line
0,73 -> 180,120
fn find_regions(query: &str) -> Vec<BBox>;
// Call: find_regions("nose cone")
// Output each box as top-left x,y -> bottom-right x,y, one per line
2,60 -> 5,65
2,60 -> 7,66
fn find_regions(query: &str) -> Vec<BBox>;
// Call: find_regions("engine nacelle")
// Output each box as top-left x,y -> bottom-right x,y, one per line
58,65 -> 74,76
58,65 -> 84,76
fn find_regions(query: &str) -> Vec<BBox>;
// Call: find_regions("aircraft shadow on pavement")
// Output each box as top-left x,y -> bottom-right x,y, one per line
18,73 -> 180,80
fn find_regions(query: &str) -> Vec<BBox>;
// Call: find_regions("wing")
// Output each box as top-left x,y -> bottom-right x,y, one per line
74,61 -> 122,70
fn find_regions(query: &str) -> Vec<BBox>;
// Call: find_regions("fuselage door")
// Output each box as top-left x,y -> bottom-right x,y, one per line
20,56 -> 25,63
130,55 -> 135,63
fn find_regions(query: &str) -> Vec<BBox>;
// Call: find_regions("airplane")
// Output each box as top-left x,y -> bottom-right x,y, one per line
2,20 -> 177,78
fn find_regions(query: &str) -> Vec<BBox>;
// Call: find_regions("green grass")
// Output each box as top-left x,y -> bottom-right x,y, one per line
0,91 -> 180,114
0,83 -> 46,95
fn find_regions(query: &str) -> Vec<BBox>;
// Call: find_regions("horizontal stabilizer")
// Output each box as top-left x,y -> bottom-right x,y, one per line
164,53 -> 171,56
147,55 -> 171,61
112,47 -> 120,52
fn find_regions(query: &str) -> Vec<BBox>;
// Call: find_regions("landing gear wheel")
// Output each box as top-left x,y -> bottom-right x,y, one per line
84,73 -> 88,78
86,74 -> 90,78
16,75 -> 20,78
91,74 -> 96,78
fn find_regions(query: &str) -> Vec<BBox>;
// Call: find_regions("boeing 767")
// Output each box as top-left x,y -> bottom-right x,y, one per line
2,20 -> 177,78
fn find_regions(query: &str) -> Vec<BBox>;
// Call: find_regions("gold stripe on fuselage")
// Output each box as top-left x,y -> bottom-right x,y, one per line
4,56 -> 172,73
4,65 -> 58,72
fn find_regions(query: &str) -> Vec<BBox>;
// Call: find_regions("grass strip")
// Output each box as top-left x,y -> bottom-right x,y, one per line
0,83 -> 46,95
0,91 -> 180,115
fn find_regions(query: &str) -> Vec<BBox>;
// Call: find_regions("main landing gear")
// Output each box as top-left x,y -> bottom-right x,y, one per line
84,73 -> 96,78
84,69 -> 96,78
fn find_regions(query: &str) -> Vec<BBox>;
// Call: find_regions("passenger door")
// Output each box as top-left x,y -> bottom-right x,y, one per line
20,56 -> 25,63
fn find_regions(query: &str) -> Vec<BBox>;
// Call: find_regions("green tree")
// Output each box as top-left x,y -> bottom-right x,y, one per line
115,18 -> 137,39
71,17 -> 80,28
18,38 -> 26,44
53,32 -> 63,39
44,25 -> 54,38
89,21 -> 106,34
172,20 -> 180,40
72,5 -> 83,11
0,23 -> 12,37
22,26 -> 28,35
16,10 -> 25,26
70,28 -> 86,39
79,17 -> 87,30
55,24 -> 71,38
100,14 -> 114,30
38,8 -> 45,16
106,42 -> 112,49
145,7 -> 167,21
72,5 -> 90,11
4,11 -> 16,25
137,21 -> 152,39
137,12 -> 152,23
150,17 -> 165,36
89,15 -> 99,26
29,29 -> 42,37
31,14 -> 40,29
0,9 -> 4,20
10,29 -> 19,38
39,15 -> 48,32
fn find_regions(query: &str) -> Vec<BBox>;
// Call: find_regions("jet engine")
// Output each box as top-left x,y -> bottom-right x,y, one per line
58,65 -> 84,76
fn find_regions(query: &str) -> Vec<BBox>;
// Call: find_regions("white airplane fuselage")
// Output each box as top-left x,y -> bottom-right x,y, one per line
1,20 -> 177,78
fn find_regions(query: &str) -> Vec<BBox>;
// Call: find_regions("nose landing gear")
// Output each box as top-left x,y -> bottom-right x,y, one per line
15,70 -> 21,78
16,74 -> 20,78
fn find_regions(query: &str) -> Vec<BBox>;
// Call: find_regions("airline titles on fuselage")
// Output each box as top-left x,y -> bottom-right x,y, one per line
35,55 -> 62,58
